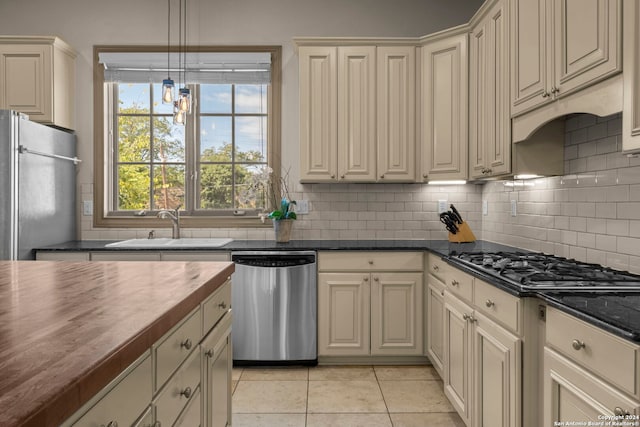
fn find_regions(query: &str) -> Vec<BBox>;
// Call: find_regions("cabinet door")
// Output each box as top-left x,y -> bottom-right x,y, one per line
202,313 -> 232,427
543,348 -> 640,425
511,0 -> 549,116
0,44 -> 52,122
318,272 -> 370,356
173,386 -> 201,427
623,0 -> 640,153
426,275 -> 446,377
553,0 -> 621,98
473,311 -> 521,427
299,46 -> 337,182
338,46 -> 377,182
443,292 -> 473,425
371,272 -> 423,356
377,46 -> 415,182
469,21 -> 488,180
421,34 -> 468,181
485,0 -> 511,177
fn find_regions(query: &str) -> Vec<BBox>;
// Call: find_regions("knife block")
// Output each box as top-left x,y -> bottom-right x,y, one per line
448,221 -> 476,243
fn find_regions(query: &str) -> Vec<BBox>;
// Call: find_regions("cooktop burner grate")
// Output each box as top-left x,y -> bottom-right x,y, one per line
450,251 -> 640,290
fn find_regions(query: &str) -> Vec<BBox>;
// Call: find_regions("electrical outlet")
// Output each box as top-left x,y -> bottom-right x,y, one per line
510,200 -> 517,217
482,200 -> 489,216
83,200 -> 93,216
437,200 -> 448,214
295,199 -> 309,215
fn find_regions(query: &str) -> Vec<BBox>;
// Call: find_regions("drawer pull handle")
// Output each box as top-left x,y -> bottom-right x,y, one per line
180,386 -> 192,399
433,265 -> 439,271
571,339 -> 586,351
451,280 -> 459,287
218,302 -> 227,309
614,407 -> 630,416
485,299 -> 495,308
180,338 -> 193,350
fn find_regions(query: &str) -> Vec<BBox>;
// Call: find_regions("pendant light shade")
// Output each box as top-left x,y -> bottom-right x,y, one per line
162,79 -> 174,104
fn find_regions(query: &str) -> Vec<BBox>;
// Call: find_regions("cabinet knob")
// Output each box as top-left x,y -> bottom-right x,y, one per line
451,280 -> 459,287
218,302 -> 227,309
368,260 -> 374,265
440,291 -> 445,297
463,313 -> 476,323
571,339 -> 586,351
380,174 -> 384,179
433,265 -> 439,271
614,407 -> 630,416
423,174 -> 428,179
542,91 -> 550,98
374,277 -> 379,282
331,174 -> 335,179
551,86 -> 560,94
462,313 -> 470,321
485,299 -> 495,308
363,277 -> 369,282
205,349 -> 214,358
180,338 -> 193,350
180,386 -> 192,399
341,174 -> 345,179
101,422 -> 118,427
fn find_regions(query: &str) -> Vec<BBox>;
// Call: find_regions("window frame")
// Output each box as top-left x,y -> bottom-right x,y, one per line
93,45 -> 281,228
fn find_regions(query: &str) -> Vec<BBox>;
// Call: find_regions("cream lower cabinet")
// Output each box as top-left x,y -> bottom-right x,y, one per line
426,273 -> 446,377
318,252 -> 423,359
544,306 -> 640,425
62,279 -> 233,427
442,267 -> 523,427
36,250 -> 231,261
510,0 -> 621,116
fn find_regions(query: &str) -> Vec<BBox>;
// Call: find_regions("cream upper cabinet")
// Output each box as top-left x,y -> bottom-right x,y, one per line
623,0 -> 640,153
377,46 -> 416,182
469,0 -> 511,179
338,46 -> 377,181
420,32 -> 468,182
299,43 -> 415,183
510,0 -> 621,117
299,46 -> 338,182
0,36 -> 76,130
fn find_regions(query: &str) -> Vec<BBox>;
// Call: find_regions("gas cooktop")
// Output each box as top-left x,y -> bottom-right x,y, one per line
449,252 -> 640,291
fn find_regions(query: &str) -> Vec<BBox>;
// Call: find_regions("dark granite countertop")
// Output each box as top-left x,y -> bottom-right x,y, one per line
35,239 -> 640,344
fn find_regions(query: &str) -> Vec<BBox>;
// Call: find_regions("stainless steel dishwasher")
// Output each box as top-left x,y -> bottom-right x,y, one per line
231,251 -> 317,365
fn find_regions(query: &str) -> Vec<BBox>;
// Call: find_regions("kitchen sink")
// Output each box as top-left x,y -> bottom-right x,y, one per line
105,238 -> 234,248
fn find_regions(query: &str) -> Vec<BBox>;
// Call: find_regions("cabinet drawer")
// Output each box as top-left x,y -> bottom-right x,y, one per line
474,279 -> 521,334
446,269 -> 474,302
90,251 -> 161,261
72,352 -> 151,427
427,253 -> 449,282
546,307 -> 640,398
155,349 -> 201,427
153,307 -> 201,392
319,251 -> 423,271
173,386 -> 201,427
203,279 -> 231,335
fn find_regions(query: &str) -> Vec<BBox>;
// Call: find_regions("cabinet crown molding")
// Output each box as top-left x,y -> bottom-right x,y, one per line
0,35 -> 77,57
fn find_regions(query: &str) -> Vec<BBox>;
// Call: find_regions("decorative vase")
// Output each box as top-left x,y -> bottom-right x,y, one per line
273,219 -> 293,243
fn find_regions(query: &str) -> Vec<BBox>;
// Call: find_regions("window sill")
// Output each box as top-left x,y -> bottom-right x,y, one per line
93,215 -> 272,229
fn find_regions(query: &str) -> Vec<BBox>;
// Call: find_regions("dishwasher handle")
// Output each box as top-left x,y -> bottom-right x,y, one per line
231,251 -> 316,268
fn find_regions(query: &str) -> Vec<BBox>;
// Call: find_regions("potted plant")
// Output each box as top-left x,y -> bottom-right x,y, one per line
243,166 -> 297,242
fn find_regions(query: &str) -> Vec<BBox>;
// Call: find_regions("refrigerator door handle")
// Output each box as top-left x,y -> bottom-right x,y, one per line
18,145 -> 82,165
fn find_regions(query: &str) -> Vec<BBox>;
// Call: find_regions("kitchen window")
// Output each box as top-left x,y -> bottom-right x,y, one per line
93,46 -> 281,228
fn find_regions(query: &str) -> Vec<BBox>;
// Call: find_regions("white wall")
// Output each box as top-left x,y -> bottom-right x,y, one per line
482,113 -> 640,274
0,0 -> 483,240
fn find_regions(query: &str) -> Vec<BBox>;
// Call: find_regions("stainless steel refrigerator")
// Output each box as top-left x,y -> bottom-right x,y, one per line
0,110 -> 77,260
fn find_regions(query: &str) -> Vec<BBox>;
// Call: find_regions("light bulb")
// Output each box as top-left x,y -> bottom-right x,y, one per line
178,88 -> 191,113
173,110 -> 184,125
162,79 -> 174,104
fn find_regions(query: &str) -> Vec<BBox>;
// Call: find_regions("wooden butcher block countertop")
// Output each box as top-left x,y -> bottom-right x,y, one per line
0,260 -> 235,427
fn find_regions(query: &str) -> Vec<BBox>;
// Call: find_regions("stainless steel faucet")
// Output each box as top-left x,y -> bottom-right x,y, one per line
157,207 -> 181,239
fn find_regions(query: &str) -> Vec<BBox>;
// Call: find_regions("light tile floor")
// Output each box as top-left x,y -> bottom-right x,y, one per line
232,365 -> 465,427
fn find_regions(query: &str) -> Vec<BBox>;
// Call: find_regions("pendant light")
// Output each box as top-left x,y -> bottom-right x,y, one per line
177,0 -> 191,114
161,0 -> 174,104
